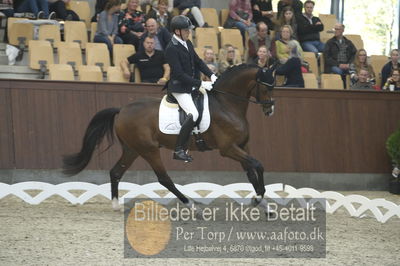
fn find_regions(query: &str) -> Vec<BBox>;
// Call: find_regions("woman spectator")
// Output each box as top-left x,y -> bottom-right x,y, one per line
251,45 -> 275,68
251,0 -> 273,30
275,25 -> 302,64
146,0 -> 172,30
276,40 -> 304,87
274,6 -> 297,40
381,49 -> 400,88
202,48 -> 218,72
383,69 -> 400,91
48,0 -> 80,21
173,0 -> 207,28
225,0 -> 256,45
349,49 -> 375,86
118,0 -> 146,52
218,44 -> 242,73
277,0 -> 302,19
94,0 -> 123,53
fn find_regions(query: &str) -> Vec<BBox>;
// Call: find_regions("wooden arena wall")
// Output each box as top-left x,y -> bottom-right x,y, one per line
0,79 -> 399,173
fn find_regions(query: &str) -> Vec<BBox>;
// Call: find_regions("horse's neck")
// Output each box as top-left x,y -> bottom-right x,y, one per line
214,72 -> 254,117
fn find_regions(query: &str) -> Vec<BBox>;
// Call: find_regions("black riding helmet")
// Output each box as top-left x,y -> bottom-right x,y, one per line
170,15 -> 194,32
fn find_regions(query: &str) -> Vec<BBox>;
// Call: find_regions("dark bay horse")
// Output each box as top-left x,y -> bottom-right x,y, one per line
63,64 -> 275,209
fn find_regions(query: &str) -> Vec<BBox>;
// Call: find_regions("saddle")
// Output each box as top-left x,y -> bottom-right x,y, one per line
159,89 -> 211,151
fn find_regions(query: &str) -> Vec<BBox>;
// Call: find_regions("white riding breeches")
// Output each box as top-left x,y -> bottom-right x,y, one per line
190,6 -> 205,27
171,92 -> 199,122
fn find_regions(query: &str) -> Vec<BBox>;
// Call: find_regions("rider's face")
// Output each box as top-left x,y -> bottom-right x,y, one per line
176,29 -> 190,41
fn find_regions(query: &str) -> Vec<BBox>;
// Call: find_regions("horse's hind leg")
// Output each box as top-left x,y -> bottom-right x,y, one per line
141,149 -> 190,204
110,146 -> 138,210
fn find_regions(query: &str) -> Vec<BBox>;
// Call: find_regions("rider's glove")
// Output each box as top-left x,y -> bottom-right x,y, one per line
201,81 -> 213,91
210,74 -> 218,84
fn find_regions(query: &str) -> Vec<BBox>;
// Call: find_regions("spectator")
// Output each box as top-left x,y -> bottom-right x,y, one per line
225,0 -> 256,45
146,0 -> 172,30
118,0 -> 146,52
277,0 -> 303,19
14,0 -> 50,19
247,21 -> 271,62
275,25 -> 303,64
0,0 -> 14,17
94,0 -> 123,53
381,49 -> 400,88
48,0 -> 80,21
351,68 -> 374,90
139,18 -> 171,51
251,0 -> 273,30
173,0 -> 207,28
276,40 -> 304,87
202,48 -> 218,72
218,44 -> 242,73
121,36 -> 170,84
382,69 -> 400,91
251,45 -> 275,68
349,48 -> 375,86
296,0 -> 324,53
91,0 -> 107,22
275,6 -> 297,40
323,23 -> 356,86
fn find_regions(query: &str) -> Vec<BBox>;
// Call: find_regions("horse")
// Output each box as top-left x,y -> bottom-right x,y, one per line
63,64 -> 275,210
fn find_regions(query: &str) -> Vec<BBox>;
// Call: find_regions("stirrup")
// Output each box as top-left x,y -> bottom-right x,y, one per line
173,150 -> 193,162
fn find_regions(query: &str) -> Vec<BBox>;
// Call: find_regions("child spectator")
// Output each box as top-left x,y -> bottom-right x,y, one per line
275,6 -> 297,40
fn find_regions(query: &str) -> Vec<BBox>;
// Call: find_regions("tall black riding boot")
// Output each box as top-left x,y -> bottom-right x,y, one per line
173,114 -> 195,162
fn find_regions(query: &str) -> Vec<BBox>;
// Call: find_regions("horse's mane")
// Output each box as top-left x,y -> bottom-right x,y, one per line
213,64 -> 258,89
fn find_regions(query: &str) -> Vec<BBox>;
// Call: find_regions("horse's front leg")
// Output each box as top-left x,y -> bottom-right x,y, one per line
220,144 -> 266,197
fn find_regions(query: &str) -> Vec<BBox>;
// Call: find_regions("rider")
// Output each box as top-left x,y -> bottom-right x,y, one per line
165,15 -> 217,162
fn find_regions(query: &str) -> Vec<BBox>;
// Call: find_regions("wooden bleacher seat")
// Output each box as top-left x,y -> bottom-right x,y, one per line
370,55 -> 389,87
8,18 -> 33,47
344,34 -> 364,50
195,27 -> 219,54
86,42 -> 110,71
90,22 -> 97,42
113,44 -> 135,68
303,73 -> 319,89
48,64 -> 75,81
303,52 -> 319,75
69,1 -> 91,28
58,42 -> 83,69
200,8 -> 219,27
77,65 -> 103,81
64,21 -> 88,49
29,40 -> 54,75
321,74 -> 344,89
107,66 -> 129,82
220,9 -> 229,27
318,14 -> 336,43
220,28 -> 244,56
38,24 -> 61,48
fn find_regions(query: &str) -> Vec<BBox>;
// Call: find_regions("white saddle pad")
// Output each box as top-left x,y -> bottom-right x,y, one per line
159,89 -> 211,135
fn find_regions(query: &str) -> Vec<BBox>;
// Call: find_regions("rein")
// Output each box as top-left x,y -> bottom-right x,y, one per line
212,81 -> 275,105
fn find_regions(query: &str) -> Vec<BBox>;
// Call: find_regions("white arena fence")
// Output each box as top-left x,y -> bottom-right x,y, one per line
0,182 -> 399,223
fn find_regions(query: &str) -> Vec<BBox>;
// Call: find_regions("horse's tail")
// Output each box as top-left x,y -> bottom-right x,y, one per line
62,107 -> 120,176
